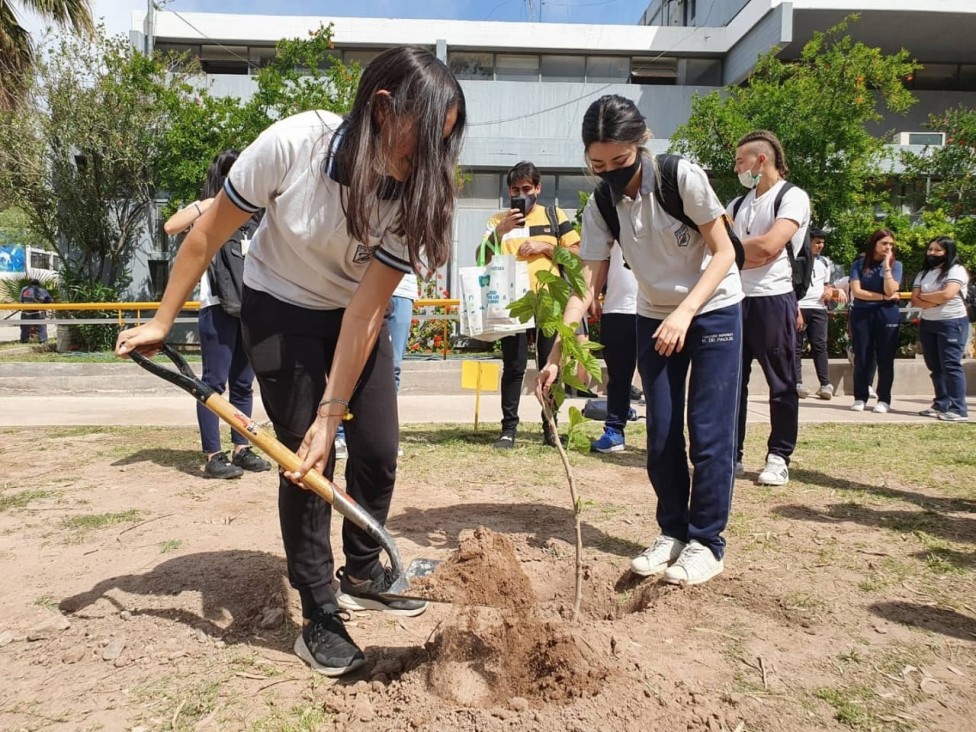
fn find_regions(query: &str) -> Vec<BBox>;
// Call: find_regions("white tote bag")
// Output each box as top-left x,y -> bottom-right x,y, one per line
458,254 -> 533,341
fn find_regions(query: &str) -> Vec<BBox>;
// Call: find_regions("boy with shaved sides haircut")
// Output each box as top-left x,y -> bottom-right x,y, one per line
729,130 -> 811,487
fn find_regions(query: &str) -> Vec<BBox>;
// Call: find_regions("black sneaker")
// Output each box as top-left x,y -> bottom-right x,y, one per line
629,384 -> 644,401
573,388 -> 599,399
542,430 -> 564,448
336,565 -> 428,617
493,432 -> 516,449
293,606 -> 366,677
204,452 -> 244,480
232,446 -> 272,472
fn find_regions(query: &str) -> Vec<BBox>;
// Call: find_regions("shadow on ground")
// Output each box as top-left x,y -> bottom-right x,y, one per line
111,448 -> 203,478
869,600 -> 976,642
59,550 -> 297,651
388,502 -> 645,558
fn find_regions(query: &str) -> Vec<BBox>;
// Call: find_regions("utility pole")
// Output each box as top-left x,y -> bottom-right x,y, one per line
145,0 -> 154,55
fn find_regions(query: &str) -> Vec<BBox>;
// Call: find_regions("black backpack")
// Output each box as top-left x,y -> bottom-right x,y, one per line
964,279 -> 976,322
730,182 -> 814,300
207,218 -> 258,318
592,154 -> 745,270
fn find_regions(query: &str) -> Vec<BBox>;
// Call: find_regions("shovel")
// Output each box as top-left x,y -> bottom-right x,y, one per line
130,344 -> 436,602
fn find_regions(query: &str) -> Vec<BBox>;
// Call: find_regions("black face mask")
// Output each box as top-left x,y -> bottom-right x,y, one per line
924,254 -> 947,270
597,157 -> 641,196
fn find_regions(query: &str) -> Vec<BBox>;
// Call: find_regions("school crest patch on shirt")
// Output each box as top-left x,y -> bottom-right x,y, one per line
353,243 -> 377,264
675,225 -> 691,248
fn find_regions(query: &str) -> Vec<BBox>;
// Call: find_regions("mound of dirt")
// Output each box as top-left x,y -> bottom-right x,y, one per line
415,527 -> 610,706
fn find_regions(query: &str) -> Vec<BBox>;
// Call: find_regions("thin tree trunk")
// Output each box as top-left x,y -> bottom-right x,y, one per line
540,398 -> 583,622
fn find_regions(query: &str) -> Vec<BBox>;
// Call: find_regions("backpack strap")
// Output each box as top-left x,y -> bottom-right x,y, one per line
593,182 -> 621,243
653,154 -> 699,231
545,205 -> 563,247
730,195 -> 746,221
774,181 -> 797,265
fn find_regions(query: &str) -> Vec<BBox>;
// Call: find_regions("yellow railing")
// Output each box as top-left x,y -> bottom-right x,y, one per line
0,299 -> 464,358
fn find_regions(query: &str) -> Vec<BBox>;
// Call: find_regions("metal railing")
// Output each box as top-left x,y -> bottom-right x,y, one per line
0,298 -> 464,358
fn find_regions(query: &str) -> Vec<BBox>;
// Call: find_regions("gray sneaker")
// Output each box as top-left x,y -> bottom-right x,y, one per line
336,565 -> 427,617
816,384 -> 834,400
938,412 -> 968,423
734,461 -> 745,478
918,408 -> 943,418
796,383 -> 810,399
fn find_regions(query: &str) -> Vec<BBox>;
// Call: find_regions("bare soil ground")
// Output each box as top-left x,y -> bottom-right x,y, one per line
0,422 -> 974,732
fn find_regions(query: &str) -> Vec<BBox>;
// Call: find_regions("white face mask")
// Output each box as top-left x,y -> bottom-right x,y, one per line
738,168 -> 761,189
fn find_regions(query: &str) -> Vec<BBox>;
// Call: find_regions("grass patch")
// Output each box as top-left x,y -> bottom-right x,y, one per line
814,686 -> 878,729
0,488 -> 50,512
159,539 -> 182,554
0,350 -> 201,363
252,703 -> 330,732
60,510 -> 141,542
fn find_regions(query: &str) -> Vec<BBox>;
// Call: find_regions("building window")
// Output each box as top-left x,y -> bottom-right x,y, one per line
449,52 -> 494,80
556,175 -> 591,213
585,56 -> 630,82
343,49 -> 382,67
495,54 -> 540,81
909,63 -> 959,91
148,260 -> 170,300
154,42 -> 201,70
248,46 -> 277,71
630,56 -> 678,85
541,55 -> 585,83
199,45 -> 249,75
960,65 -> 976,92
458,173 -> 502,209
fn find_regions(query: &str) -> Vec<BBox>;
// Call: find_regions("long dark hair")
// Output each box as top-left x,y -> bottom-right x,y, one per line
581,94 -> 648,155
920,236 -> 960,282
203,149 -> 239,199
861,229 -> 896,273
331,46 -> 466,270
736,130 -> 790,178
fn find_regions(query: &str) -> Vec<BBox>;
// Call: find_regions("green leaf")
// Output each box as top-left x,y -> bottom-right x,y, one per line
568,405 -> 588,431
508,291 -> 537,323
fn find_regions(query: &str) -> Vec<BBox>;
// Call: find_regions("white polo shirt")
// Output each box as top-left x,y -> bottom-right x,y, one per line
913,264 -> 969,321
728,180 -> 811,298
797,255 -> 832,310
580,157 -> 743,320
224,110 -> 413,310
602,246 -> 638,316
392,273 -> 419,301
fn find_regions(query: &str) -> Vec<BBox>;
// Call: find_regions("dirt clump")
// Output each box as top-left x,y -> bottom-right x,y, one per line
415,527 -> 610,706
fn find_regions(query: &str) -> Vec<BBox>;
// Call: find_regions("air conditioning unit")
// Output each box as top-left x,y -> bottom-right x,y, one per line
892,131 -> 946,146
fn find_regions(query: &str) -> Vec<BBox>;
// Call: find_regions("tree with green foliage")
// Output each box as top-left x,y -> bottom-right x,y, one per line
901,106 -> 976,221
0,0 -> 94,110
670,17 -> 919,267
156,24 -> 359,212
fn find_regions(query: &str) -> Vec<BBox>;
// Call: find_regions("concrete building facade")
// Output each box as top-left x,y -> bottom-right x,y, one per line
127,0 -> 976,300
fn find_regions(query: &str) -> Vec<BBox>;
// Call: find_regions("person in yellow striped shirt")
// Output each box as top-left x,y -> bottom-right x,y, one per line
479,161 -> 580,448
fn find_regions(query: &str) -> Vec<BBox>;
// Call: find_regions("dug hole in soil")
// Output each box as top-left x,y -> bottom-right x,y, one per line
413,527 -> 611,708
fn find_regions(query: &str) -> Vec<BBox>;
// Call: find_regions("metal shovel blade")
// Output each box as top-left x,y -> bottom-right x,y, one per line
379,558 -> 442,602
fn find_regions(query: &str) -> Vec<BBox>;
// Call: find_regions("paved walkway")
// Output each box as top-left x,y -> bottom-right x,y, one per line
1,392 -> 971,427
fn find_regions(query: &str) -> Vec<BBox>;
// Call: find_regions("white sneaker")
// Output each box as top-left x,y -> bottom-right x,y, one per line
334,436 -> 348,460
868,385 -> 877,400
630,536 -> 686,577
664,541 -> 724,586
796,383 -> 810,399
816,384 -> 834,400
734,461 -> 745,478
757,454 -> 789,486
873,402 -> 890,414
851,400 -> 865,412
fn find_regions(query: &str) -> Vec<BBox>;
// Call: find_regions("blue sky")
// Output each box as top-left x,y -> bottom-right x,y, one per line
16,0 -> 649,51
171,0 -> 647,25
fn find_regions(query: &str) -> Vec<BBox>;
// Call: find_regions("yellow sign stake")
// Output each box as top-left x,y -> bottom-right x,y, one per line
461,360 -> 501,430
